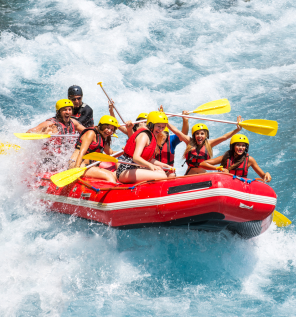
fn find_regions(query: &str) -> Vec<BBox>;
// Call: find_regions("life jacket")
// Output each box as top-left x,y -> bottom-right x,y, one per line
71,103 -> 94,127
155,135 -> 174,166
185,145 -> 210,168
43,117 -> 76,154
124,127 -> 156,161
225,154 -> 249,177
75,127 -> 106,154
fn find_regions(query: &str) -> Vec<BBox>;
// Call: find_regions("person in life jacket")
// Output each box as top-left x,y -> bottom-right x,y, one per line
68,85 -> 94,128
26,99 -> 86,171
199,134 -> 272,182
154,105 -> 190,178
68,115 -> 120,183
167,116 -> 243,175
109,100 -> 148,137
116,111 -> 173,184
26,99 -> 86,146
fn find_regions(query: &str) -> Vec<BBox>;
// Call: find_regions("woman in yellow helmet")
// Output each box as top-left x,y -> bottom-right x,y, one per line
26,99 -> 85,135
199,134 -> 272,182
116,111 -> 172,183
167,116 -> 243,175
109,100 -> 147,137
68,115 -> 120,183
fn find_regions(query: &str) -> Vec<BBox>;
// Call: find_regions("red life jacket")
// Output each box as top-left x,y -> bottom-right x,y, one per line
185,145 -> 210,168
124,127 -> 156,161
43,117 -> 76,153
155,135 -> 174,166
226,154 -> 249,177
75,127 -> 105,154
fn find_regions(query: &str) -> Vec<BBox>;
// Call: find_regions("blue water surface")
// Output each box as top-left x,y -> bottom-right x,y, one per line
0,0 -> 296,315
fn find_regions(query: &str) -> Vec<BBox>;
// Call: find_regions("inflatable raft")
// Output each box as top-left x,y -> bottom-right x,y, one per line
34,167 -> 277,239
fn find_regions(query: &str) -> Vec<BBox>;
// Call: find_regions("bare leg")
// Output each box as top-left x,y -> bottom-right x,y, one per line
119,168 -> 167,184
84,166 -> 117,183
186,167 -> 207,175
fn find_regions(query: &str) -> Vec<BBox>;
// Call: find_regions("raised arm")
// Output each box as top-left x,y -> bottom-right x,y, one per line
181,110 -> 189,135
109,100 -> 128,135
209,116 -> 242,148
167,122 -> 191,144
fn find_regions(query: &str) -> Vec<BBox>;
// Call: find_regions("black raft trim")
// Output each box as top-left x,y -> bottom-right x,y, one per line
168,180 -> 212,195
114,212 -> 225,230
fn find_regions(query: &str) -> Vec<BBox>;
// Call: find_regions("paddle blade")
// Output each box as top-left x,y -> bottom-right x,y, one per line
239,119 -> 278,136
193,99 -> 231,115
273,210 -> 292,227
14,133 -> 51,140
0,142 -> 21,154
83,153 -> 118,163
50,167 -> 87,187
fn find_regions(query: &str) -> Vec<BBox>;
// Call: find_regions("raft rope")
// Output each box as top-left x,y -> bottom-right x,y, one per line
78,178 -> 136,193
232,175 -> 256,184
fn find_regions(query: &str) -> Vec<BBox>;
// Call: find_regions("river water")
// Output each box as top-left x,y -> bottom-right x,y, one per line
0,0 -> 296,315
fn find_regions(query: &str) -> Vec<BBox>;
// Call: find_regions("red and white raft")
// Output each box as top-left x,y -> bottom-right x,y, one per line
34,166 -> 277,239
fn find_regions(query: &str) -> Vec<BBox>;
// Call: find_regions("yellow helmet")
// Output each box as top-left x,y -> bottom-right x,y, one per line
56,99 -> 74,111
192,123 -> 209,136
164,127 -> 169,133
230,134 -> 249,145
98,115 -> 120,128
136,113 -> 148,120
147,111 -> 168,125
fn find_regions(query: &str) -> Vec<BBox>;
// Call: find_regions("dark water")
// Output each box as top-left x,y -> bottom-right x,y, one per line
0,0 -> 295,315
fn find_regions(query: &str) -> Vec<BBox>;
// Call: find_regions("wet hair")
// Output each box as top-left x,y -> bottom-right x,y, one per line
221,144 -> 248,171
182,130 -> 212,159
97,123 -> 116,146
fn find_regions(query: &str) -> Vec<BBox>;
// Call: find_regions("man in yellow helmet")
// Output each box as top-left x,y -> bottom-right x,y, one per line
26,99 -> 86,171
27,99 -> 86,135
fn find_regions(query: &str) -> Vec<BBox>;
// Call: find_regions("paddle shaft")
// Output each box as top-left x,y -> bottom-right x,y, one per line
165,113 -> 237,125
99,85 -> 126,124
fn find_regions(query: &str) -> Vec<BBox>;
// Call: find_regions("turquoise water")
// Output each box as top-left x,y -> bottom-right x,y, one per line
0,0 -> 296,315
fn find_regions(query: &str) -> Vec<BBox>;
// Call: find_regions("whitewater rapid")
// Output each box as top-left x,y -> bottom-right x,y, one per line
0,0 -> 296,315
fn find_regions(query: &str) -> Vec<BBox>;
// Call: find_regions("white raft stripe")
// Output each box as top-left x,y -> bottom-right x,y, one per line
39,188 -> 277,212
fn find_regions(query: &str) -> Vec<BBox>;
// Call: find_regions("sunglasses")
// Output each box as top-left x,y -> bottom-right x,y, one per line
70,97 -> 82,101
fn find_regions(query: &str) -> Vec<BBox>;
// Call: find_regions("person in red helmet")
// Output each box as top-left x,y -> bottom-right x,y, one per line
68,85 -> 94,128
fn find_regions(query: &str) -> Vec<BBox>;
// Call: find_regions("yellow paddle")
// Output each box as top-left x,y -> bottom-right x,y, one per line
188,99 -> 231,115
83,152 -> 175,171
14,133 -> 118,140
50,150 -> 124,187
273,210 -> 292,227
0,142 -> 21,154
165,113 -> 278,136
